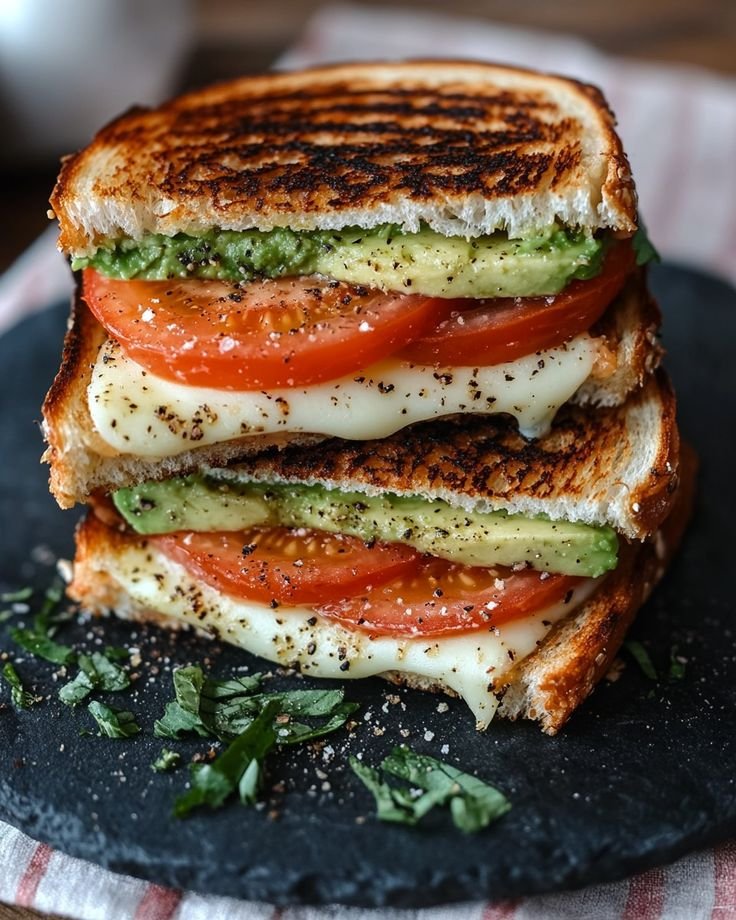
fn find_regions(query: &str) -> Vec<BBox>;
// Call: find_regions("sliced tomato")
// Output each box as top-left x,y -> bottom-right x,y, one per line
82,270 -> 448,389
317,558 -> 584,637
153,527 -> 421,605
399,242 -> 636,367
156,525 -> 585,637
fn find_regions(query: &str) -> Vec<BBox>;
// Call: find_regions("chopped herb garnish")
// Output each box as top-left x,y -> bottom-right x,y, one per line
156,666 -> 357,743
86,701 -> 140,738
624,639 -> 658,681
632,221 -> 660,266
174,700 -> 279,817
58,669 -> 95,706
103,645 -> 130,662
351,745 -> 511,834
9,580 -> 75,665
668,645 -> 687,681
0,587 -> 33,602
59,651 -> 131,706
152,748 -> 182,773
2,662 -> 36,709
10,626 -> 75,665
155,700 -> 211,740
154,667 -> 211,739
158,666 -> 358,816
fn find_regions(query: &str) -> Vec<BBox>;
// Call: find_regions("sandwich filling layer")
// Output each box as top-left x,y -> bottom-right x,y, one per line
75,515 -> 600,729
88,332 -> 597,452
112,476 -> 618,577
73,224 -> 604,298
76,225 -> 638,453
83,461 -> 618,727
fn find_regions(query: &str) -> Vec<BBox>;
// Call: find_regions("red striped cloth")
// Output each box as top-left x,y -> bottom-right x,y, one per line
1,5 -> 734,918
1,825 -> 735,919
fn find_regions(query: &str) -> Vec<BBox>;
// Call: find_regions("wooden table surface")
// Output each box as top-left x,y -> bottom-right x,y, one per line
1,1 -> 734,917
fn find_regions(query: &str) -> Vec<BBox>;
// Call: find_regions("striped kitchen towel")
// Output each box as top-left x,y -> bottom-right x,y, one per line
0,823 -> 735,919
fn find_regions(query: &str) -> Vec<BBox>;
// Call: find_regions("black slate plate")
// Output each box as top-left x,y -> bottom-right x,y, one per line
0,263 -> 734,908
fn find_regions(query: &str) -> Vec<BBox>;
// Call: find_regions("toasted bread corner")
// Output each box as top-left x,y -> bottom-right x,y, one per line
496,442 -> 696,733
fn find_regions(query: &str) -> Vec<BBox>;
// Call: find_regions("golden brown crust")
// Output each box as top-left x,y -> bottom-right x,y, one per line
576,267 -> 663,405
51,60 -> 637,254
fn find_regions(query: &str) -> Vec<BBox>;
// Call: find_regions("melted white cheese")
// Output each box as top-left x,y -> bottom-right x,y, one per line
105,541 -> 598,729
87,336 -> 596,459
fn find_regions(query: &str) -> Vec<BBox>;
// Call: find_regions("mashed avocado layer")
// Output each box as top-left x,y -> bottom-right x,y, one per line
112,475 -> 618,578
74,224 -> 605,299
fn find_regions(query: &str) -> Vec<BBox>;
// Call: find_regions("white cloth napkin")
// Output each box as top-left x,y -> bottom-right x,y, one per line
1,6 -> 735,919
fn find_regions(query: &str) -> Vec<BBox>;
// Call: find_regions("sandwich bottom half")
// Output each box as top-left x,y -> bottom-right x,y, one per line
67,446 -> 696,735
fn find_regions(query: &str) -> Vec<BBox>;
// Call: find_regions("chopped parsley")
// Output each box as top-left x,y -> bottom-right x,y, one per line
351,745 -> 511,833
0,587 -> 33,603
174,701 -> 279,818
86,701 -> 141,739
624,639 -> 658,681
625,639 -> 689,684
668,645 -> 687,681
103,645 -> 131,662
9,581 -> 75,666
156,665 -> 357,744
59,651 -> 130,707
152,748 -> 181,773
2,662 -> 36,709
156,666 -> 358,817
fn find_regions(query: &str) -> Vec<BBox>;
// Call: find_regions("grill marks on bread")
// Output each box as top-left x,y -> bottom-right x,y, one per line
226,371 -> 679,540
156,86 -> 581,210
51,62 -> 636,252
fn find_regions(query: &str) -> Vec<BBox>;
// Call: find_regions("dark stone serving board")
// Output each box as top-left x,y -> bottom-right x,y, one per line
0,263 -> 734,908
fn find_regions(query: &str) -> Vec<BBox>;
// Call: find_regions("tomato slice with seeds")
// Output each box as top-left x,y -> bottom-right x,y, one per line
82,270 -> 448,389
155,527 -> 585,637
153,527 -> 421,605
399,242 -> 635,367
317,557 -> 584,637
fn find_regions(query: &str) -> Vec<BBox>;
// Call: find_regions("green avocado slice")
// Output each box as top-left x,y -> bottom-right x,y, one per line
112,476 -> 618,578
73,223 -> 604,299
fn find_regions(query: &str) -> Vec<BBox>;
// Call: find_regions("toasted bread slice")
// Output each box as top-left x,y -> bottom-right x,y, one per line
42,273 -> 664,515
51,60 -> 636,257
216,369 -> 679,541
66,446 -> 693,734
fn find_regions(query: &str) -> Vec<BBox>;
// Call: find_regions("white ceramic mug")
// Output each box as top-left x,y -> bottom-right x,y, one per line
0,0 -> 194,161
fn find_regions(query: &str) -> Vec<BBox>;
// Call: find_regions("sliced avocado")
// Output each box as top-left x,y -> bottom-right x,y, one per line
112,475 -> 272,534
310,225 -> 603,298
73,223 -> 604,299
112,476 -> 618,578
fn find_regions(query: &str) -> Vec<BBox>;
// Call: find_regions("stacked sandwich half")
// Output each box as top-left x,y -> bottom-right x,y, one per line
43,62 -> 691,732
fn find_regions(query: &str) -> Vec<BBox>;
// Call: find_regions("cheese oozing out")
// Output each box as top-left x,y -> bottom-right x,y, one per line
101,539 -> 599,728
88,335 -> 597,458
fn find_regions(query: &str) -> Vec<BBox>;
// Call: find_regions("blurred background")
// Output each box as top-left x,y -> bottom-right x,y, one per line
1,0 -> 735,274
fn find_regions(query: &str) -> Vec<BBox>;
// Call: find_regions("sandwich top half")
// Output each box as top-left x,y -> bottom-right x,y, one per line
45,61 -> 661,509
